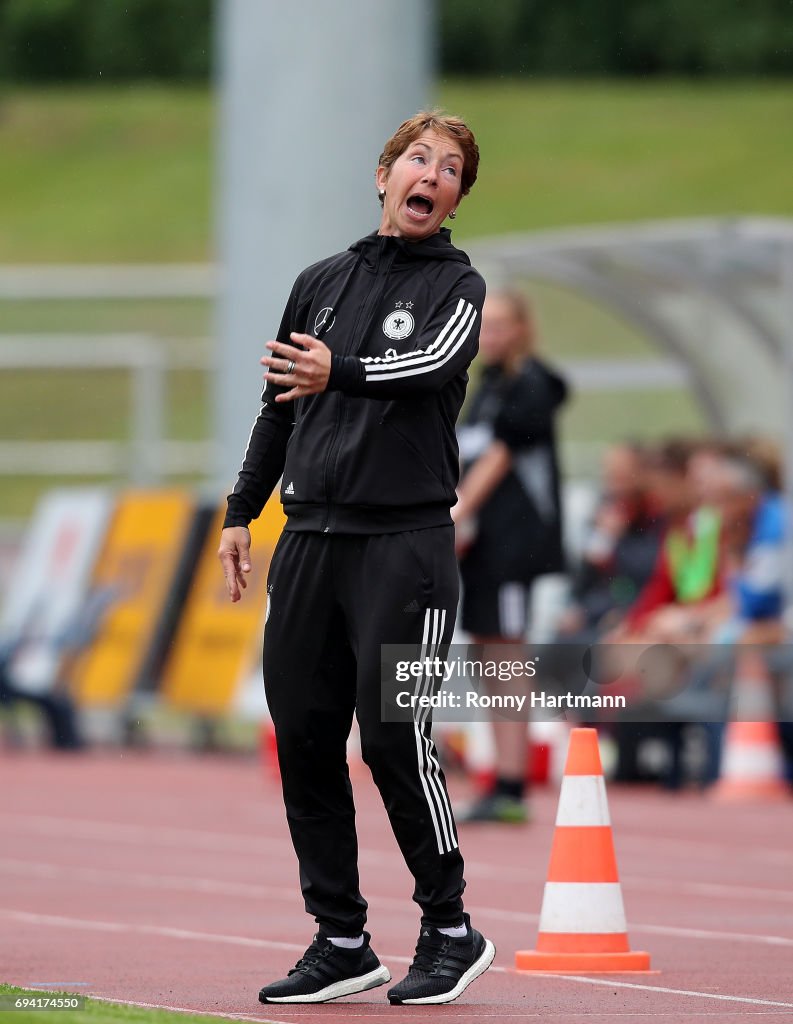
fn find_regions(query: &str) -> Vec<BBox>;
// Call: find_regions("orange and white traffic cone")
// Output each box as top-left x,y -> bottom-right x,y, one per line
260,717 -> 280,778
515,727 -> 652,972
711,650 -> 789,802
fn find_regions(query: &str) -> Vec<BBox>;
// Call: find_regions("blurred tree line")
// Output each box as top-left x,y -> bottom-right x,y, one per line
0,0 -> 791,81
440,0 -> 793,76
0,0 -> 212,81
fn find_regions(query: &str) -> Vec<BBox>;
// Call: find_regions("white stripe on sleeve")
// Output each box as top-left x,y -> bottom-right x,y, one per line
362,300 -> 477,382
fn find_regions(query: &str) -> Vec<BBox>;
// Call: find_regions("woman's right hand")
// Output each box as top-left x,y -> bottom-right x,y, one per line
218,526 -> 252,602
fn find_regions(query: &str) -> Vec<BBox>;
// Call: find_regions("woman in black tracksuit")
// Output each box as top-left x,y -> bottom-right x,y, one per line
218,111 -> 495,1007
453,289 -> 569,824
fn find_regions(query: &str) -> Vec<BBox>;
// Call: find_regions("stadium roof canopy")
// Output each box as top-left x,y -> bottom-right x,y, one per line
470,217 -> 793,440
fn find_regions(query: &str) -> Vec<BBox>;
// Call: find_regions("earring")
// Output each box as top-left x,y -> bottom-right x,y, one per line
449,210 -> 457,220
378,190 -> 385,200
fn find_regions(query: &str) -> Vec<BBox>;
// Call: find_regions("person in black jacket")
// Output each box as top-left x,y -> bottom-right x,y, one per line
453,289 -> 569,824
218,111 -> 494,1007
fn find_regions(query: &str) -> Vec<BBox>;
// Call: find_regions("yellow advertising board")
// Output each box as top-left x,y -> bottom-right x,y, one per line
71,489 -> 194,706
160,495 -> 286,716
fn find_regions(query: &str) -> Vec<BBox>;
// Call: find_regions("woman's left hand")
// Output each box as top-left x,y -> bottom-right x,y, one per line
261,332 -> 332,402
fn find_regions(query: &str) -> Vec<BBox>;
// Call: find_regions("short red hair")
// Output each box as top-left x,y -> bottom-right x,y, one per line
378,110 -> 479,201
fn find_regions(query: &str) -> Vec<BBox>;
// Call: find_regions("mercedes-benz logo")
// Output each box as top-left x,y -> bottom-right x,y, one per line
314,306 -> 336,335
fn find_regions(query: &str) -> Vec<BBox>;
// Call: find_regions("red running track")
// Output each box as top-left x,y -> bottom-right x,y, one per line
2,750 -> 793,1023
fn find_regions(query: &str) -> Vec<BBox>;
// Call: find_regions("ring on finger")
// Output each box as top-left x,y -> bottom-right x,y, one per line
286,359 -> 296,374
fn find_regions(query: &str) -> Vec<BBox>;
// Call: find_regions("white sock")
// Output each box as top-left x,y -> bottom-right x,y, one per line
328,935 -> 364,948
437,923 -> 467,939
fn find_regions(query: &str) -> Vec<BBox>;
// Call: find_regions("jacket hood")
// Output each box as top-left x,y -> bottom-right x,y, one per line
350,228 -> 471,268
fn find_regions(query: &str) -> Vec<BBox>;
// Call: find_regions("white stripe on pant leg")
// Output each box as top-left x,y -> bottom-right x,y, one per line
417,609 -> 458,851
413,610 -> 456,851
415,610 -> 458,851
417,610 -> 456,853
419,721 -> 458,852
417,610 -> 454,841
412,610 -> 446,855
415,609 -> 454,854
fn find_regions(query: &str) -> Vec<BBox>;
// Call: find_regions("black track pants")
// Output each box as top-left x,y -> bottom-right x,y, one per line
262,526 -> 465,936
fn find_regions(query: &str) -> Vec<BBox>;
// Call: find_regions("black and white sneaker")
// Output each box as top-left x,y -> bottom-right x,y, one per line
387,913 -> 495,1005
258,931 -> 390,1004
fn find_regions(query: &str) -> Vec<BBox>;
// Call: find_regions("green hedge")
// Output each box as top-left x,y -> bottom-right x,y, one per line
439,0 -> 793,76
0,0 -> 212,81
1,0 -> 791,81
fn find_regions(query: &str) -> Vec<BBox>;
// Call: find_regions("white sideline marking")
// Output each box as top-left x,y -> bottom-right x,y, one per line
621,876 -> 793,905
7,812 -> 793,889
0,858 -> 414,913
3,858 -> 793,949
617,832 -> 793,867
20,989 -> 291,1024
0,909 -> 331,954
6,835 -> 793,909
4,910 -> 793,1012
532,974 -> 793,1011
16,988 -> 793,1020
0,813 -> 533,884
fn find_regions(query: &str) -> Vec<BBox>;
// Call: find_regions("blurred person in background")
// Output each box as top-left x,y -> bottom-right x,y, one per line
604,439 -> 727,787
614,439 -> 726,644
731,437 -> 793,780
452,288 -> 568,824
686,447 -> 788,786
709,450 -> 785,644
555,441 -> 662,643
0,651 -> 82,750
217,111 -> 495,1007
608,440 -> 789,787
619,438 -> 783,647
740,434 -> 783,494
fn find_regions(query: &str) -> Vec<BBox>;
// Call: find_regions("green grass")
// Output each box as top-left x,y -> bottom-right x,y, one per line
0,86 -> 212,262
0,986 -> 273,1024
0,368 -> 208,441
0,80 -> 791,261
446,78 -> 793,242
0,299 -> 210,337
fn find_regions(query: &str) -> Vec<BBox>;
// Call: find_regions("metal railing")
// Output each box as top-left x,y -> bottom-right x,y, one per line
0,335 -> 215,484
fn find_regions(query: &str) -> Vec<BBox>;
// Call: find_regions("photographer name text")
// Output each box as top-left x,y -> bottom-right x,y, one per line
394,690 -> 626,711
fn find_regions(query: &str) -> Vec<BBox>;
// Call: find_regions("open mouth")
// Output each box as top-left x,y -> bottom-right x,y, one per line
406,194 -> 434,218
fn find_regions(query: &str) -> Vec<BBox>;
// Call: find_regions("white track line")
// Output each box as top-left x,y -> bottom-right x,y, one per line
5,813 -> 793,891
16,989 -> 793,1019
4,910 -> 793,1012
5,854 -> 793,912
620,876 -> 793,904
3,859 -> 793,950
537,975 -> 793,1010
20,990 -> 292,1024
617,833 -> 793,867
485,906 -> 793,949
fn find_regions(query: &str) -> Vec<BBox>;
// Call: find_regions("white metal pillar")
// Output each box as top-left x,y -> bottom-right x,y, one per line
214,0 -> 434,488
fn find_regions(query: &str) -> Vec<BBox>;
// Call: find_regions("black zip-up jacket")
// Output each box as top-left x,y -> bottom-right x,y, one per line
224,229 -> 485,534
